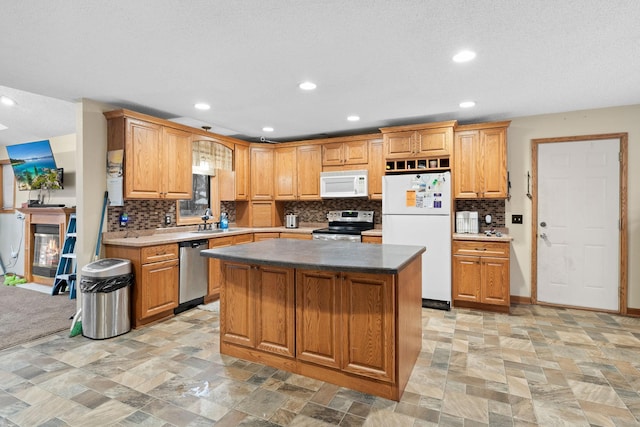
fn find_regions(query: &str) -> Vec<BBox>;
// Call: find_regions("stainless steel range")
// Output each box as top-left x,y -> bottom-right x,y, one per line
312,210 -> 374,242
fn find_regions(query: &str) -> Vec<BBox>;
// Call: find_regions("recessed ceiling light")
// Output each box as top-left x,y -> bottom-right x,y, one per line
347,115 -> 360,122
1,96 -> 16,106
459,101 -> 476,108
262,126 -> 274,132
298,81 -> 317,90
194,103 -> 210,110
452,50 -> 476,63
0,123 -> 7,131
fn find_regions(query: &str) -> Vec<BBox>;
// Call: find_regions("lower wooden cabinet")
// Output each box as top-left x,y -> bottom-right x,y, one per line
296,270 -> 341,368
341,272 -> 395,382
140,258 -> 179,319
207,233 -> 253,301
361,235 -> 382,244
452,240 -> 510,312
105,243 -> 179,327
221,262 -> 396,382
220,262 -> 295,357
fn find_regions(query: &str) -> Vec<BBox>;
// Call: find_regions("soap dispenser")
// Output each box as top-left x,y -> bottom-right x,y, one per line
220,212 -> 229,230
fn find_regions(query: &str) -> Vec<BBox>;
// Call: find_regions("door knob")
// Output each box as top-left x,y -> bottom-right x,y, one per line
540,232 -> 548,239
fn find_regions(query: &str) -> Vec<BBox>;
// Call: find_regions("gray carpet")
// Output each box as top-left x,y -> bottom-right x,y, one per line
0,283 -> 77,350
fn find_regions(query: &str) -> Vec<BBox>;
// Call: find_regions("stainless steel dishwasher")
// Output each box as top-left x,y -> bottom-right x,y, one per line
176,239 -> 209,314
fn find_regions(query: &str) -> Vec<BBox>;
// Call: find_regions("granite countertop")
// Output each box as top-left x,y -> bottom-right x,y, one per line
452,232 -> 513,242
102,225 -> 382,247
201,239 -> 425,274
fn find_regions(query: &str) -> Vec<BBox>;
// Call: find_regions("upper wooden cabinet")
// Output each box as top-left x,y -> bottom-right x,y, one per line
368,138 -> 384,200
234,144 -> 250,201
322,138 -> 368,167
275,145 -> 322,200
381,121 -> 455,159
250,146 -> 275,200
453,121 -> 510,199
106,114 -> 192,200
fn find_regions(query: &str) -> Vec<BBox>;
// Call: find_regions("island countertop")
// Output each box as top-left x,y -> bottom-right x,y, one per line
201,239 -> 425,274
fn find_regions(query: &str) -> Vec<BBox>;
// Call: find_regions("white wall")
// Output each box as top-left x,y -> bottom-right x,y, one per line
507,104 -> 640,308
75,99 -> 114,279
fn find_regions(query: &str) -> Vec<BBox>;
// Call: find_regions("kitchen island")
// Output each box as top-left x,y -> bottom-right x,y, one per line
201,239 -> 425,401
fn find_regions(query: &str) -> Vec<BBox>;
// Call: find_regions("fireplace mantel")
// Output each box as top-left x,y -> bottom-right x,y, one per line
17,207 -> 76,285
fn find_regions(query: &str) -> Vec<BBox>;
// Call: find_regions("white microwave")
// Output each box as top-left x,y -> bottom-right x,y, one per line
320,170 -> 368,198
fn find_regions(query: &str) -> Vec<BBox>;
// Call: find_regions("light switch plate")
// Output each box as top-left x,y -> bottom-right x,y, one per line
512,214 -> 523,224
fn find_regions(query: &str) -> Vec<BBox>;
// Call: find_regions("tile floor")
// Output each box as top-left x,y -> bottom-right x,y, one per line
2,303 -> 640,426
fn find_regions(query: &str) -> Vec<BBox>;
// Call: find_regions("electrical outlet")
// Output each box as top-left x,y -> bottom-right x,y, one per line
512,214 -> 523,224
165,214 -> 171,225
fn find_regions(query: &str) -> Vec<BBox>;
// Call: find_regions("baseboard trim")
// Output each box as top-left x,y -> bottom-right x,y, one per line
510,295 -> 532,305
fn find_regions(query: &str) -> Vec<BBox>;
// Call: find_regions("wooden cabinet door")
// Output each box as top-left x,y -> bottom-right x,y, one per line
343,140 -> 368,164
140,259 -> 179,319
297,145 -> 321,200
296,270 -> 341,368
250,147 -> 274,200
234,144 -> 250,200
452,255 -> 480,302
453,130 -> 480,198
162,127 -> 192,199
481,256 -> 510,306
255,266 -> 295,357
341,273 -> 395,382
384,131 -> 414,158
220,261 -> 255,348
416,127 -> 452,157
368,138 -> 384,200
322,142 -> 344,166
274,146 -> 297,200
208,236 -> 234,298
480,128 -> 507,198
124,118 -> 163,198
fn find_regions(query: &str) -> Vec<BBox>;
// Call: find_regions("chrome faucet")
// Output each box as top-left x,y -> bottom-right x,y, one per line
198,208 -> 214,231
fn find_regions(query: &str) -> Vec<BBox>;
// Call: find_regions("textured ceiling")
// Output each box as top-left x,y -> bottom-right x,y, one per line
0,0 -> 639,146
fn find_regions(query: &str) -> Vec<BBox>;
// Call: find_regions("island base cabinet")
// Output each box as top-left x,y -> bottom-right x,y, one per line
220,262 -> 255,348
255,267 -> 295,357
341,273 -> 395,383
296,270 -> 341,368
220,262 -> 295,357
218,257 -> 422,401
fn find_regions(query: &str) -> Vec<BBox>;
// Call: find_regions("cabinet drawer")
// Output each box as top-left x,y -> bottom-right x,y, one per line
279,232 -> 312,240
453,240 -> 509,257
233,233 -> 254,245
141,243 -> 179,263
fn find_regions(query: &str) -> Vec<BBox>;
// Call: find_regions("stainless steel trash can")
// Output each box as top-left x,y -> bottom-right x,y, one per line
80,258 -> 133,339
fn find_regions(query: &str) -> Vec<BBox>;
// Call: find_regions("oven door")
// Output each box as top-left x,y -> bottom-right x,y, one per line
312,233 -> 362,243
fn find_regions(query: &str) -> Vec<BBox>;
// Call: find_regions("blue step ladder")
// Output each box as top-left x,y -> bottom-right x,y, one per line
52,213 -> 77,299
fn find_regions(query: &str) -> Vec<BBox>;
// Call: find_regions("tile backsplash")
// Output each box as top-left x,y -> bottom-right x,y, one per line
106,198 -> 503,231
108,200 -> 176,232
454,199 -> 506,230
107,199 -> 383,231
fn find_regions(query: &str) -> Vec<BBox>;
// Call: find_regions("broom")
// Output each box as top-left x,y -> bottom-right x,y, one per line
70,308 -> 82,337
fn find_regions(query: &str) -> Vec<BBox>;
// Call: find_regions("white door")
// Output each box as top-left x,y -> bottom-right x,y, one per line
537,139 -> 620,310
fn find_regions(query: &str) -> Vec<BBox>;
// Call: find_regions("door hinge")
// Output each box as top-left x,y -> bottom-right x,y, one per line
619,152 -> 622,162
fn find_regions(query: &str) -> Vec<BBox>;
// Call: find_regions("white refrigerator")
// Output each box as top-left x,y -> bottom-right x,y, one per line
382,172 -> 451,310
